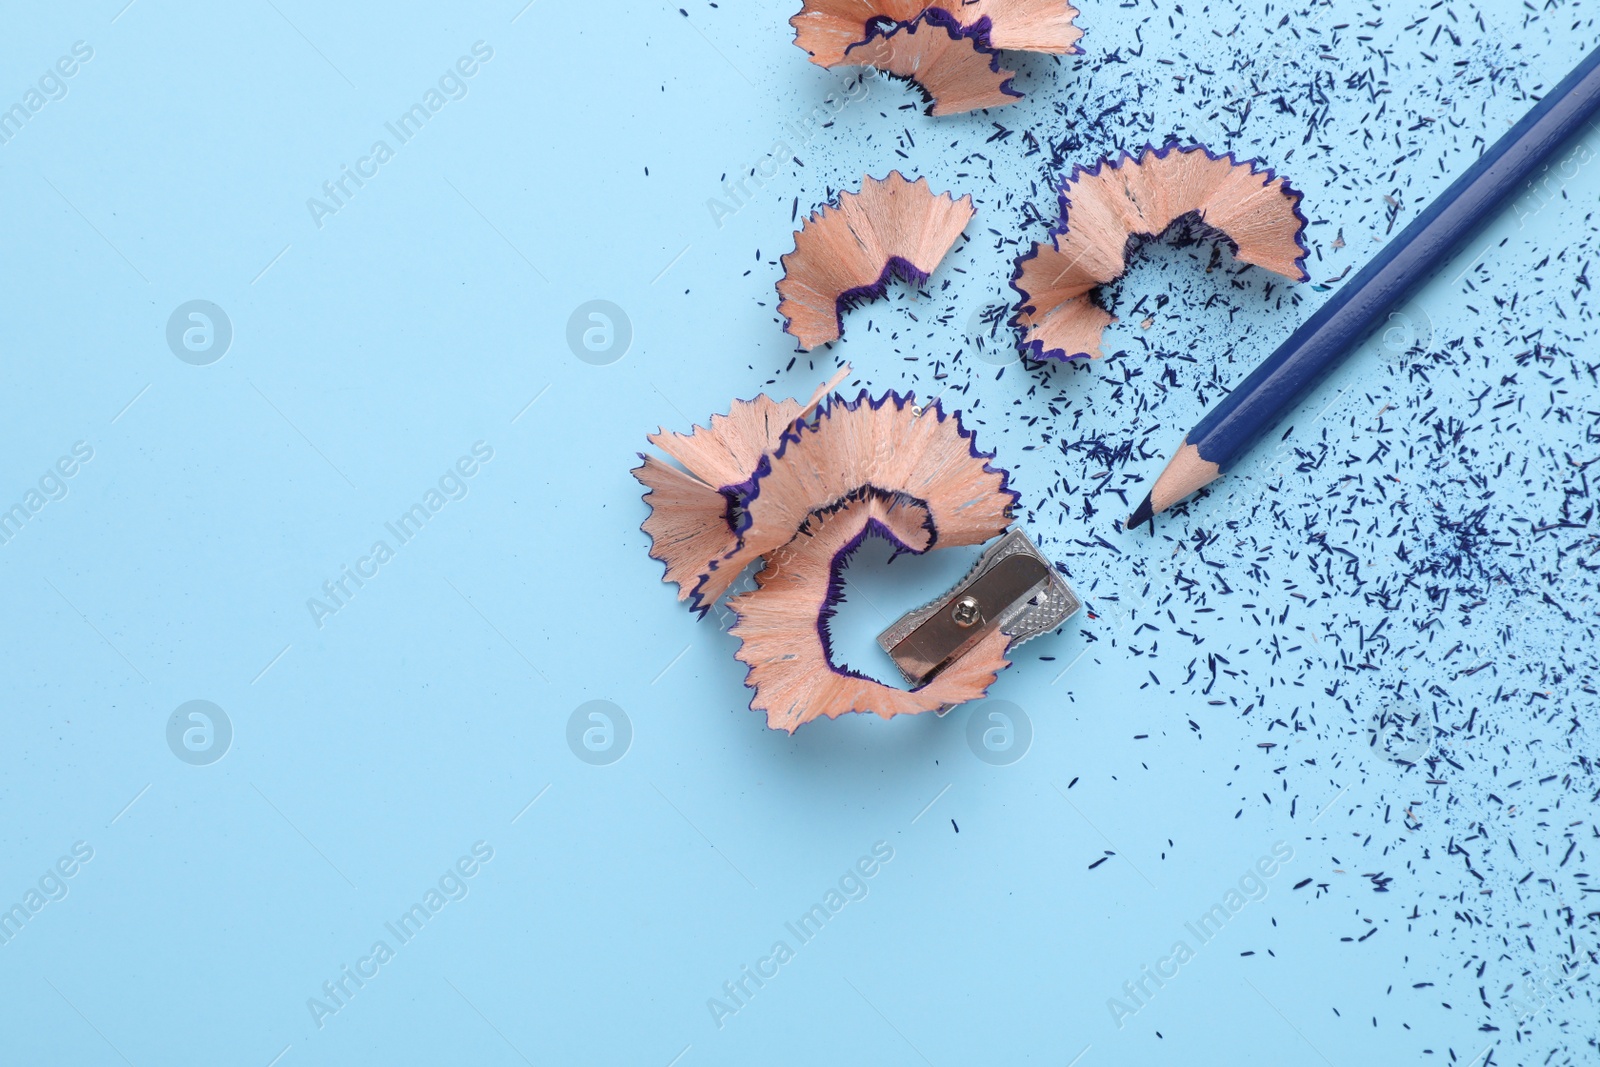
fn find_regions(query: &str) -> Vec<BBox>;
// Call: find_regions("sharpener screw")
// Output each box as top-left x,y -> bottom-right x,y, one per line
952,595 -> 981,627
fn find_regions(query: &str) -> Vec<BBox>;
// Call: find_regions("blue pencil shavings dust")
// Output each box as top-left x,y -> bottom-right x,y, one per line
708,0 -> 1600,1060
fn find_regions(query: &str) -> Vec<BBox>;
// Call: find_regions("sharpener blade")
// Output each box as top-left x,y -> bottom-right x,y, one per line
876,527 -> 1080,690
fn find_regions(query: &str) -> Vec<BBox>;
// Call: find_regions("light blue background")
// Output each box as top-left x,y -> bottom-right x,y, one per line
1,1 -> 1595,1065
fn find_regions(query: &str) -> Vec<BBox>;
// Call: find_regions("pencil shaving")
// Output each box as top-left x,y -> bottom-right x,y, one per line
973,0 -> 1085,53
790,0 -> 1084,68
692,390 -> 1016,613
637,386 -> 1020,730
730,494 -> 1011,733
790,0 -> 937,66
633,367 -> 851,602
844,14 -> 1021,117
1010,143 -> 1310,362
778,172 -> 975,349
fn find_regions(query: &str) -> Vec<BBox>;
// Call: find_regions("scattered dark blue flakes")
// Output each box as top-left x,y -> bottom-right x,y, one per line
730,5 -> 1599,1060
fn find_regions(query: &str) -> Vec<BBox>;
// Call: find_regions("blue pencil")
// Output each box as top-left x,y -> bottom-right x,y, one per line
1128,42 -> 1600,527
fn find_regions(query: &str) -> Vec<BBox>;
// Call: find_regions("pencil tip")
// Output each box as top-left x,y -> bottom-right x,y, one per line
1125,494 -> 1154,531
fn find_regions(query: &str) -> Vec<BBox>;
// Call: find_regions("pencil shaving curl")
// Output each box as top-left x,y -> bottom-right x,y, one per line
844,13 -> 1022,117
632,369 -> 848,602
633,396 -> 810,602
636,386 -> 1018,730
1010,142 -> 1311,363
692,389 -> 1017,615
730,493 -> 1011,733
778,172 -> 974,349
790,0 -> 1085,67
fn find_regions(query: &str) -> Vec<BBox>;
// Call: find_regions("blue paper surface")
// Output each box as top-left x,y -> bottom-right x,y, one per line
1,2 -> 1596,1064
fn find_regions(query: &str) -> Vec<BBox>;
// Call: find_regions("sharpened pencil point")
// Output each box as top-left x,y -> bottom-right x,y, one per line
1126,494 -> 1154,530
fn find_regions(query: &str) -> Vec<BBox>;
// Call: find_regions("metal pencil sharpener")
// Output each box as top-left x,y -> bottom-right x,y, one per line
875,527 -> 1080,709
